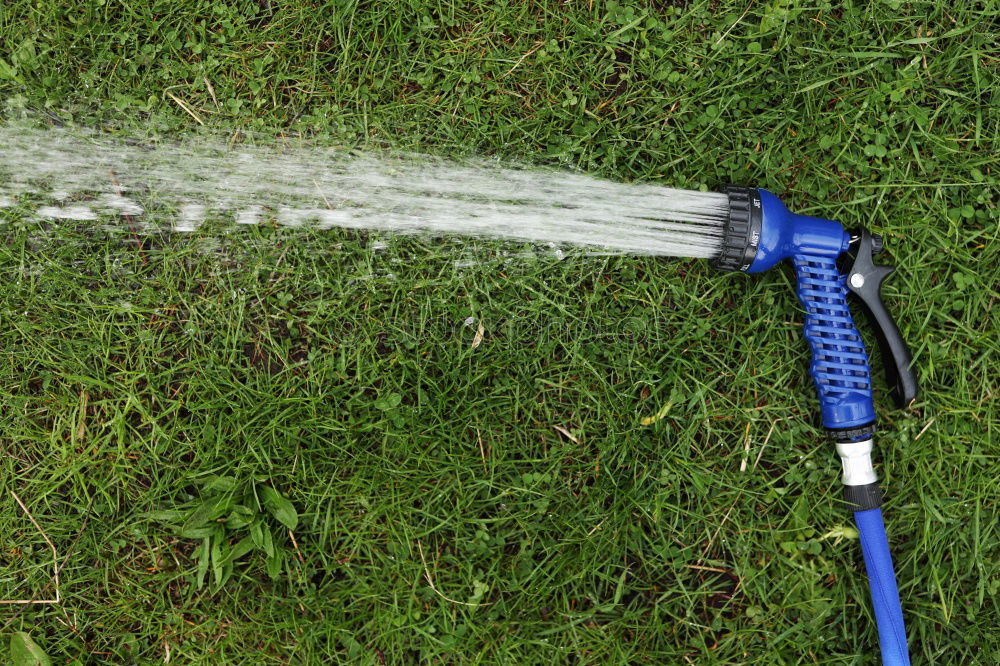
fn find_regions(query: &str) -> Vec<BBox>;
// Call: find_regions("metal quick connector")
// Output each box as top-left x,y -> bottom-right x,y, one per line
835,439 -> 877,486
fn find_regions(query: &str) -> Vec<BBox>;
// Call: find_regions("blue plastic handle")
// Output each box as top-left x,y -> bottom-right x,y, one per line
751,190 -> 873,430
856,508 -> 910,666
791,253 -> 877,430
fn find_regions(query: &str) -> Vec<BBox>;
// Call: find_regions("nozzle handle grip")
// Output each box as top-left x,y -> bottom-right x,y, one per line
793,253 -> 876,430
843,230 -> 919,408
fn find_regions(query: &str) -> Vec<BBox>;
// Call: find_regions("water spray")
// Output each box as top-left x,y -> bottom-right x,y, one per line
1,124 -> 918,662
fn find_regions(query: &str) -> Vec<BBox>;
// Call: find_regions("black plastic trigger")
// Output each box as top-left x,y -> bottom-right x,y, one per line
841,230 -> 919,409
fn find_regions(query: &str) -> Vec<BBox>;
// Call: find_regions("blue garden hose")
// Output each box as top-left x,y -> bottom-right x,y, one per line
857,508 -> 909,666
710,186 -> 918,664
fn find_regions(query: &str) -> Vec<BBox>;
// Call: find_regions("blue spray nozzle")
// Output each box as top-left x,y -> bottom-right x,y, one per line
709,186 -> 917,421
709,186 -> 850,273
707,185 -> 914,664
748,189 -> 851,272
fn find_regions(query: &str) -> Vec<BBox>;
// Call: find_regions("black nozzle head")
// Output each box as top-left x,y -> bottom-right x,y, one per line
711,185 -> 762,273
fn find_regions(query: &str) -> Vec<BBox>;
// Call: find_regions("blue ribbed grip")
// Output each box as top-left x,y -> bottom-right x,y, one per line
856,508 -> 910,666
792,254 -> 876,429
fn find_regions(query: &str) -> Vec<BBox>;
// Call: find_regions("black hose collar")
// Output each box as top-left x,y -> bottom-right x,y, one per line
827,422 -> 878,443
844,482 -> 883,512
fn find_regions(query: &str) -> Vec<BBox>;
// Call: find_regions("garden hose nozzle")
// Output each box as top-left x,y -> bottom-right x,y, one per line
710,186 -> 918,666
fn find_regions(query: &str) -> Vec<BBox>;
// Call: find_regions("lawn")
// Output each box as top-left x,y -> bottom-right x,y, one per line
1,1 -> 998,663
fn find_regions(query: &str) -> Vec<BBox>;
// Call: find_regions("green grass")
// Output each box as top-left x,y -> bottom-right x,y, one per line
1,0 -> 998,663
